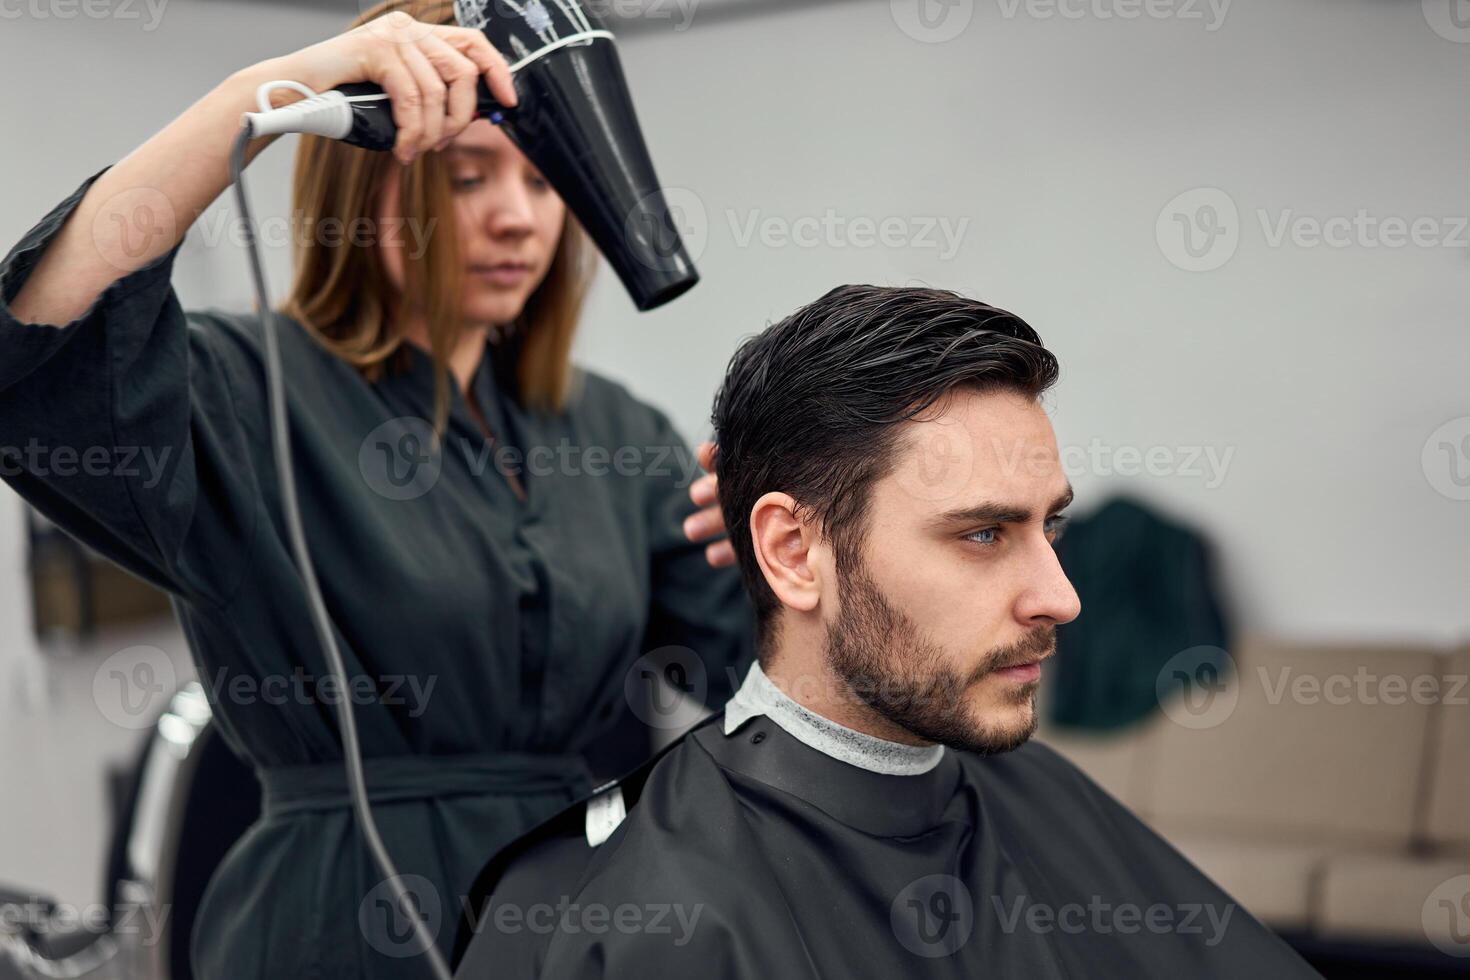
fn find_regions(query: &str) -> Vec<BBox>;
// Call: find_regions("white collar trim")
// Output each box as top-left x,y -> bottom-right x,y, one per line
722,661 -> 946,776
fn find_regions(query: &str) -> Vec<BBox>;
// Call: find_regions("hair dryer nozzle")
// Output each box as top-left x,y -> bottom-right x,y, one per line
502,38 -> 699,311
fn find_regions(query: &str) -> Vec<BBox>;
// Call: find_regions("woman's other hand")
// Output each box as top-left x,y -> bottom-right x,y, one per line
684,441 -> 735,569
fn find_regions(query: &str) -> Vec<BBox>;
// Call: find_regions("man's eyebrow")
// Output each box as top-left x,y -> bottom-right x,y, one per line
927,484 -> 1075,529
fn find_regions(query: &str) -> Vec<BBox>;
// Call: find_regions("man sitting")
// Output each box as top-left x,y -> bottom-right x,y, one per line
452,284 -> 1321,979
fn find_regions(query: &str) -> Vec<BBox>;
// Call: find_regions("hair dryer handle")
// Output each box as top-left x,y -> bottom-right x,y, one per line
333,80 -> 507,152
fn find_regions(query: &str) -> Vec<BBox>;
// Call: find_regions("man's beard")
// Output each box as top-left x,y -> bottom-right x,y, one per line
822,557 -> 1054,756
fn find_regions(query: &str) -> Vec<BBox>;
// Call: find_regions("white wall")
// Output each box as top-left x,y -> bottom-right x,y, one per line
2,0 -> 1467,906
580,0 -> 1470,645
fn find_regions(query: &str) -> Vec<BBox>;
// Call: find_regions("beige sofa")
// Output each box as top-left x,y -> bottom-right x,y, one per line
1036,637 -> 1470,959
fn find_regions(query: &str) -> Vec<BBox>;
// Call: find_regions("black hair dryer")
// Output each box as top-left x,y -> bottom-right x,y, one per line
332,1 -> 698,311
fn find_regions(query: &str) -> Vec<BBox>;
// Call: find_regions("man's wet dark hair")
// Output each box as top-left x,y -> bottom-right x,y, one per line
711,284 -> 1059,656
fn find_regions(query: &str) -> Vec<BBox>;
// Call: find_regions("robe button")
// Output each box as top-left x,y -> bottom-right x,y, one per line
751,730 -> 766,745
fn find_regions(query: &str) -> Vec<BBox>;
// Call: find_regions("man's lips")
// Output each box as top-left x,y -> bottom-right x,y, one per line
988,649 -> 1053,684
993,661 -> 1044,683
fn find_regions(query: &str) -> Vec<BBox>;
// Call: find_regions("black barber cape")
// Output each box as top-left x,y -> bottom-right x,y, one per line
454,713 -> 1323,978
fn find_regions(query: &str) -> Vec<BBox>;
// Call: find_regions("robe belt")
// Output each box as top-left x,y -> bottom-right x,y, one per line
256,751 -> 595,818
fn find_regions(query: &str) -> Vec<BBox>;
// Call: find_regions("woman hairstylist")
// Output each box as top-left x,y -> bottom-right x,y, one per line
0,1 -> 751,976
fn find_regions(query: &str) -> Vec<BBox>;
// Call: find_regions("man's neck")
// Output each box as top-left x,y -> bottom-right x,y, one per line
724,661 -> 945,776
763,658 -> 934,747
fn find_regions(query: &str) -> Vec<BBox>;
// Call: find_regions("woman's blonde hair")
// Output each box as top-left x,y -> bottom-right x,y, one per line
280,0 -> 593,434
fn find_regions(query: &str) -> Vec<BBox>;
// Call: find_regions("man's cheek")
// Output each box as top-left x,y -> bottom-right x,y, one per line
908,566 -> 1003,632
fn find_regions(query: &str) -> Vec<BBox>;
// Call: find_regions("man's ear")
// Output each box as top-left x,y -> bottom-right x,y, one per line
749,492 -> 822,613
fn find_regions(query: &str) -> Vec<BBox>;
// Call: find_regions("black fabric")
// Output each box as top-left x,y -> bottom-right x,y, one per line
457,715 -> 1323,979
1049,496 -> 1231,730
0,167 -> 755,979
453,716 -> 695,969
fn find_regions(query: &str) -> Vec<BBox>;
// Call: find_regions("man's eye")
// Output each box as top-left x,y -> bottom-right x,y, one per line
452,175 -> 484,191
965,527 -> 999,546
527,174 -> 551,191
1045,515 -> 1070,543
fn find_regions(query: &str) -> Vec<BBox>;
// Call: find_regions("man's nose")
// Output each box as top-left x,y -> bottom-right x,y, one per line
1015,540 -> 1082,627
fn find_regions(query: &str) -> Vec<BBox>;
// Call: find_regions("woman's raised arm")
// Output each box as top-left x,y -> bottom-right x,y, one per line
10,11 -> 517,327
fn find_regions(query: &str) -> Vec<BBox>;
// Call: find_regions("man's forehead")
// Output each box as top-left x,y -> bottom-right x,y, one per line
880,389 -> 1066,511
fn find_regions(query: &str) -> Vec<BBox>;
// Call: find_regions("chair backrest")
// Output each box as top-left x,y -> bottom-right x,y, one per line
108,684 -> 261,980
162,723 -> 260,980
1144,636 -> 1443,847
1422,647 -> 1470,854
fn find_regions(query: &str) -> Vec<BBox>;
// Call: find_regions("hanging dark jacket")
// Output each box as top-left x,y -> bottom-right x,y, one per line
1049,496 -> 1231,730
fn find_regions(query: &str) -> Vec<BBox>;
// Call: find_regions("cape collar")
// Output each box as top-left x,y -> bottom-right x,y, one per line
704,663 -> 963,837
698,714 -> 963,838
723,661 -> 946,775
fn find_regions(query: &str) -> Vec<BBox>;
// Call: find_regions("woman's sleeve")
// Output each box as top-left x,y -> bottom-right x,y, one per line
0,167 -> 264,606
640,405 -> 757,710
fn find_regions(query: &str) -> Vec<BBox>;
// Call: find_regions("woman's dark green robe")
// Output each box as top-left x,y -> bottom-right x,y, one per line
0,167 -> 755,978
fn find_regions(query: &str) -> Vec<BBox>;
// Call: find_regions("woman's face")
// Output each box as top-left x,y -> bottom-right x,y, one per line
376,118 -> 567,326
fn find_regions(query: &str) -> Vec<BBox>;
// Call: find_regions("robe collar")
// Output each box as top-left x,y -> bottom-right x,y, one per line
383,329 -> 525,440
388,326 -> 524,410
